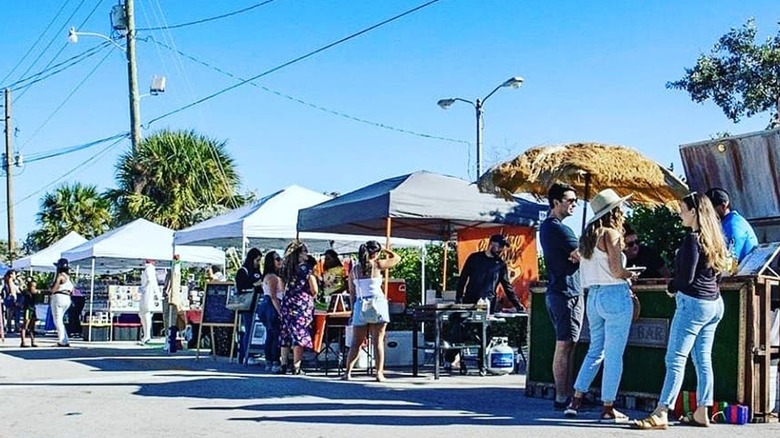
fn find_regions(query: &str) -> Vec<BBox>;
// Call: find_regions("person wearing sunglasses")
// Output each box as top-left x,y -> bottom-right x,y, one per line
540,182 -> 584,411
633,192 -> 729,429
259,251 -> 284,373
623,223 -> 671,279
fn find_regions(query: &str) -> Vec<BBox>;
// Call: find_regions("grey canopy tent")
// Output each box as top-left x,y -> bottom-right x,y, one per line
297,171 -> 547,290
297,171 -> 547,240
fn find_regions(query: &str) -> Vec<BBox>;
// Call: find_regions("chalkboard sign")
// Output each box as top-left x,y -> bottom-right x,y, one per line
736,242 -> 780,277
202,282 -> 237,325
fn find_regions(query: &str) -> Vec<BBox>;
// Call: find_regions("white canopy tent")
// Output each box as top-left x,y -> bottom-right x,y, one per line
61,218 -> 225,341
12,231 -> 88,273
173,185 -> 424,253
62,218 -> 224,273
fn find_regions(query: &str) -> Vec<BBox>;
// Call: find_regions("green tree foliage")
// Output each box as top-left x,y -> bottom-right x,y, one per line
626,205 -> 686,270
106,129 -> 245,229
667,19 -> 780,127
389,242 -> 459,305
26,182 -> 112,252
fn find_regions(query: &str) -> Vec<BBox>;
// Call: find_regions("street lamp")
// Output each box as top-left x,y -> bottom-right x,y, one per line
67,0 -> 150,151
438,76 -> 524,178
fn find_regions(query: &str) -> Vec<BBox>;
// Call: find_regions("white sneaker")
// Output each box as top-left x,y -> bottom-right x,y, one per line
138,339 -> 150,346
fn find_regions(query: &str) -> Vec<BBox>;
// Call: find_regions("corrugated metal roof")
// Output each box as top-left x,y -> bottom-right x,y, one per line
680,129 -> 780,221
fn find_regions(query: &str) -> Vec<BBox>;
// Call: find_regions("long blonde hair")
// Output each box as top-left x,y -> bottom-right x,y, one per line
681,192 -> 729,272
579,207 -> 625,259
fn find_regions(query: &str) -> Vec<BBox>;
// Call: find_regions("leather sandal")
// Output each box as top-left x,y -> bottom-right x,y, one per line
632,414 -> 669,430
679,412 -> 709,427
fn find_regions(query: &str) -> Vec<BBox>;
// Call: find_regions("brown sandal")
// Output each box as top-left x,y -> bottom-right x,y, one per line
632,414 -> 669,430
679,412 -> 709,427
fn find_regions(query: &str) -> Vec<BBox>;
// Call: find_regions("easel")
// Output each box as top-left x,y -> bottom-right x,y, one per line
195,282 -> 238,361
195,318 -> 237,361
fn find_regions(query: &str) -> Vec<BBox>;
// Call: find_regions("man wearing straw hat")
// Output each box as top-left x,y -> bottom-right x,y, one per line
540,182 -> 583,410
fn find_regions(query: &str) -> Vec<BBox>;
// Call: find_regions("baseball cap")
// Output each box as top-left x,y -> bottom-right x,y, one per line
489,234 -> 509,247
53,258 -> 69,270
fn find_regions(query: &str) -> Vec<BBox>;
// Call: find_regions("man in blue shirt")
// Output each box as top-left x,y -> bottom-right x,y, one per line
705,188 -> 758,263
540,183 -> 583,410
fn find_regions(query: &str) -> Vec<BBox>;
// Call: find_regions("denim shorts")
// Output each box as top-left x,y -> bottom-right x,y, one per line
545,292 -> 584,342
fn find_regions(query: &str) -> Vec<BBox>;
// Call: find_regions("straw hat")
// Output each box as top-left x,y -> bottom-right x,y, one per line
587,189 -> 632,227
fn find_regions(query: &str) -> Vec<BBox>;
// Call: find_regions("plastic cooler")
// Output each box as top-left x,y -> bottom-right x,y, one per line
385,279 -> 407,314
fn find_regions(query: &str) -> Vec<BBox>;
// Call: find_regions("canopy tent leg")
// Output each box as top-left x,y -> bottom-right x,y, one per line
442,241 -> 449,292
384,217 -> 392,294
580,172 -> 591,232
88,257 -> 95,343
421,245 -> 426,305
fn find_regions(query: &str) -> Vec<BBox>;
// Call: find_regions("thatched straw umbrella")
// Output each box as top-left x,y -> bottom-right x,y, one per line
477,142 -> 689,229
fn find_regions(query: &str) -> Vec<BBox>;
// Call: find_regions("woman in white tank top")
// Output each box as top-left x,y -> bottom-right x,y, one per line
564,189 -> 638,423
342,240 -> 400,382
50,258 -> 74,347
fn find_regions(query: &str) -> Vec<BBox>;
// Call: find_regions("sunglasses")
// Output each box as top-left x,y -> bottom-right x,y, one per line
625,240 -> 639,248
683,191 -> 699,210
274,257 -> 282,261
561,197 -> 578,204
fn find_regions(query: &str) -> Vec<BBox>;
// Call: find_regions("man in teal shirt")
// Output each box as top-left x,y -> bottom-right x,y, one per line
705,188 -> 758,263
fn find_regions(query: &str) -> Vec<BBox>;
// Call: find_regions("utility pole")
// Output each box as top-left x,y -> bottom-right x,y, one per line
4,88 -> 15,258
125,0 -> 141,151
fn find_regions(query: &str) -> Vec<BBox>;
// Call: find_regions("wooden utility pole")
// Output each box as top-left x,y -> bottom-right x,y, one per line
4,88 -> 15,258
125,0 -> 141,151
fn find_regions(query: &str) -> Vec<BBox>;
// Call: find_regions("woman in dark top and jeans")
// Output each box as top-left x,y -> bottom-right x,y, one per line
235,248 -> 263,364
634,192 -> 729,429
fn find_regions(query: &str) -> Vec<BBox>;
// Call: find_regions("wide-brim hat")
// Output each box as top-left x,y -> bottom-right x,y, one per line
587,189 -> 632,227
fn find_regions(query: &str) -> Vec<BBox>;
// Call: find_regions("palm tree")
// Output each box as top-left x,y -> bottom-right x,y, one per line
106,129 -> 244,229
27,183 -> 112,251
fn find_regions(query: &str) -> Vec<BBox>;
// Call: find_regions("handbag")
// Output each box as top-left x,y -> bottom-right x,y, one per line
630,292 -> 641,322
361,298 -> 381,324
226,291 -> 255,312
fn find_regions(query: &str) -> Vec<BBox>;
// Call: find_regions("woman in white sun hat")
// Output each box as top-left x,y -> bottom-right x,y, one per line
564,188 -> 638,423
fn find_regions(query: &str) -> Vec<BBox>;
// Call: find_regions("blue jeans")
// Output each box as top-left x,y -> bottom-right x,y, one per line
258,295 -> 281,363
573,283 -> 633,403
658,292 -> 724,407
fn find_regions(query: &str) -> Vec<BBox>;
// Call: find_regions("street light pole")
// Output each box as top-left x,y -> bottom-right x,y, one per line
124,0 -> 141,151
438,76 -> 524,179
475,98 -> 484,177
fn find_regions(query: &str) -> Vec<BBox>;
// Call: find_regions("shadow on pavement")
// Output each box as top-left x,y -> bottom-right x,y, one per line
0,345 -> 637,429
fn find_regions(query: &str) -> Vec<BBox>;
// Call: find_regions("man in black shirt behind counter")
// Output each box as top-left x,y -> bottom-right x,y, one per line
444,234 -> 524,371
456,234 -> 525,311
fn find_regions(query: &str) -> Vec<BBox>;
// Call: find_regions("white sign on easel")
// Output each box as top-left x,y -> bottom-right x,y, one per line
736,242 -> 780,277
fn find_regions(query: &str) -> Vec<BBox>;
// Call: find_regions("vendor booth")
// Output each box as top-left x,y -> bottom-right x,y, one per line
61,218 -> 225,343
173,184 -> 423,363
173,184 -> 421,253
12,231 -> 87,272
298,171 -> 547,378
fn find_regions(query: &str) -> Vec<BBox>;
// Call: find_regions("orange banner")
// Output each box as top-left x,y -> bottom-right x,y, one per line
456,226 -> 538,309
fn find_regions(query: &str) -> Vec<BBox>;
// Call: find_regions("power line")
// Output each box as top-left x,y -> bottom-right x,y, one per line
17,46 -> 115,151
0,0 -> 73,86
4,135 -> 127,213
14,0 -> 105,103
143,36 -> 469,146
5,42 -> 110,92
14,0 -> 89,92
137,0 -> 278,31
146,0 -> 442,127
25,132 -> 129,164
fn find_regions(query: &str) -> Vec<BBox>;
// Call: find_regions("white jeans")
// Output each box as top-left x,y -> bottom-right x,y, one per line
50,293 -> 72,345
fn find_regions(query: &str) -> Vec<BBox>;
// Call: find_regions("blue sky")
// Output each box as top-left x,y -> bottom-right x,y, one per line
0,0 -> 778,240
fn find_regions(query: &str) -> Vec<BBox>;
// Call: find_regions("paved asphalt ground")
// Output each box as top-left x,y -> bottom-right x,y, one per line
1,337 -> 778,437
